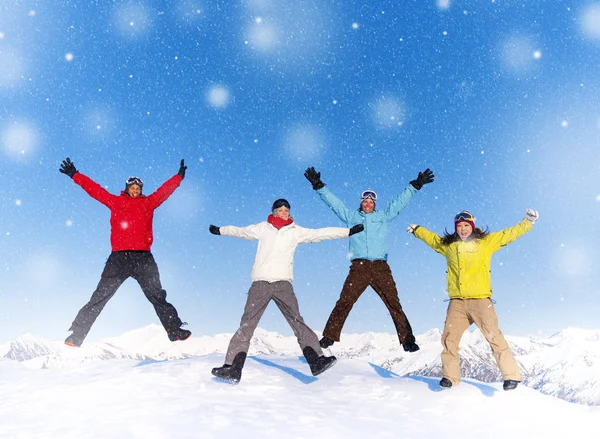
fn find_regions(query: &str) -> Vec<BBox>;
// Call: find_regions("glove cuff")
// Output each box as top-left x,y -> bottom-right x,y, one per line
410,180 -> 422,190
312,181 -> 325,190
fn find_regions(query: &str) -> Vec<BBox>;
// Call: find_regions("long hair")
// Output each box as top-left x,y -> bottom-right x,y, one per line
440,227 -> 490,246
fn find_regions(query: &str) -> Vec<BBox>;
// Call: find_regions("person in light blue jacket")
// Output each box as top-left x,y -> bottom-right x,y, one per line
304,167 -> 434,352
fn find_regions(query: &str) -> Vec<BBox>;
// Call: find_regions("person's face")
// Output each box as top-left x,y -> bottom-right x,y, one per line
361,198 -> 375,214
127,184 -> 141,198
456,222 -> 473,241
274,206 -> 290,220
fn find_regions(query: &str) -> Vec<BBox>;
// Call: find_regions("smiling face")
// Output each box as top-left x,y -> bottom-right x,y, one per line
360,198 -> 375,214
127,184 -> 142,198
456,221 -> 473,241
274,206 -> 290,220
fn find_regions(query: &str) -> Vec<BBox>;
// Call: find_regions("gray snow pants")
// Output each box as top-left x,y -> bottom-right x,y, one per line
69,251 -> 183,343
225,281 -> 323,364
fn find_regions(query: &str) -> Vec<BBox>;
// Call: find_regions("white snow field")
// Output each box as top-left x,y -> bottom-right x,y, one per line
0,345 -> 598,438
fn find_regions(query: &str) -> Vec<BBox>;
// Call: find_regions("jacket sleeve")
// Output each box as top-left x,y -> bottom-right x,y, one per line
220,223 -> 263,241
413,226 -> 446,255
296,226 -> 350,244
315,186 -> 353,225
73,172 -> 116,208
383,185 -> 417,222
147,174 -> 183,209
485,219 -> 533,253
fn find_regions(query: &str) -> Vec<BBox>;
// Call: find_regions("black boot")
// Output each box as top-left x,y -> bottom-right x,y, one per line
402,341 -> 420,353
168,327 -> 192,342
211,352 -> 247,383
319,336 -> 335,349
303,346 -> 337,377
439,377 -> 453,388
503,380 -> 519,391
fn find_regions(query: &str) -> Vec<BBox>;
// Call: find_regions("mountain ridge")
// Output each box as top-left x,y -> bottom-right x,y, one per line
2,324 -> 599,406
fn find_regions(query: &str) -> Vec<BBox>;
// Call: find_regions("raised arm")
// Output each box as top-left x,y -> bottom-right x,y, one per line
305,167 -> 354,224
147,160 -> 186,209
486,209 -> 538,252
60,158 -> 116,208
409,224 -> 447,255
383,185 -> 417,221
383,168 -> 435,222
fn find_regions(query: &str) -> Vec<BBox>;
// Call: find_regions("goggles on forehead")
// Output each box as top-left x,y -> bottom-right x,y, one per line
126,176 -> 144,188
454,211 -> 475,223
361,190 -> 378,201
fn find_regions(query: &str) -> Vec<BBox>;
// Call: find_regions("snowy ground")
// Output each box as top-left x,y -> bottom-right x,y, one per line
0,354 -> 598,439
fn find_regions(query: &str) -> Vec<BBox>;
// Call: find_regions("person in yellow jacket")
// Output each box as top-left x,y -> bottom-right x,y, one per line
407,209 -> 539,391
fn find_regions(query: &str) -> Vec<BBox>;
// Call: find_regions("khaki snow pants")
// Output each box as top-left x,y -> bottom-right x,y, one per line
441,298 -> 522,386
225,281 -> 322,365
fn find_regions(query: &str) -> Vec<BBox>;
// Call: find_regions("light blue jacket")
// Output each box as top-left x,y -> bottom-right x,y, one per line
316,185 -> 417,261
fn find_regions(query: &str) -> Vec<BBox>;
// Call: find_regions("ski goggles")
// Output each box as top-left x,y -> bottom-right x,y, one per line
454,211 -> 475,223
361,190 -> 378,201
126,176 -> 144,188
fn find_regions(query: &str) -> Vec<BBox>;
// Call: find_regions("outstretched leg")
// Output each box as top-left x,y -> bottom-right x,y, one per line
470,299 -> 522,382
67,253 -> 129,346
272,281 -> 322,355
133,252 -> 184,335
322,260 -> 371,342
370,261 -> 417,350
441,299 -> 472,386
224,281 -> 272,365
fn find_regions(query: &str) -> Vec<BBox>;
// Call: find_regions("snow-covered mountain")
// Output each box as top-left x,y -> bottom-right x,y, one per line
1,325 -> 599,406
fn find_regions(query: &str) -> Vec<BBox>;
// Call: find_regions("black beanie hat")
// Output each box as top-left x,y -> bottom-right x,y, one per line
272,198 -> 291,212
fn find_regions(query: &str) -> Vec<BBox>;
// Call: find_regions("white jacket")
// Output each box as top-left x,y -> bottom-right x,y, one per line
220,221 -> 350,283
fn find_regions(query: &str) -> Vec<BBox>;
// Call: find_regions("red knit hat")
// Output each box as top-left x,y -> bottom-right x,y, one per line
454,210 -> 475,231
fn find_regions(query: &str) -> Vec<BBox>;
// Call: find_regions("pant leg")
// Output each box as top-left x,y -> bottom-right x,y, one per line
469,298 -> 522,382
68,253 -> 130,341
322,260 -> 371,342
132,252 -> 183,332
272,281 -> 322,356
225,282 -> 273,365
441,299 -> 472,386
370,261 -> 415,346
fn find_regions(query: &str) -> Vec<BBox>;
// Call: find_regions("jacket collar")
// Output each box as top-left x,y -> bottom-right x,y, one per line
268,215 -> 294,230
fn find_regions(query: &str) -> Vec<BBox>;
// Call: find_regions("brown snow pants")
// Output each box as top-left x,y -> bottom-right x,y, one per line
441,298 -> 522,386
322,259 -> 416,346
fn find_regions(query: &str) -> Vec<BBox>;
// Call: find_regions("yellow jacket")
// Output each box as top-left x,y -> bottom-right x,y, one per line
414,219 -> 533,299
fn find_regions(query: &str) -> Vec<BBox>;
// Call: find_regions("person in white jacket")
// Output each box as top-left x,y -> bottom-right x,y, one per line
208,198 -> 364,383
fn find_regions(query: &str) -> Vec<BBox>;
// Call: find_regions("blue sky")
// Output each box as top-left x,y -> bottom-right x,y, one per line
1,0 -> 599,343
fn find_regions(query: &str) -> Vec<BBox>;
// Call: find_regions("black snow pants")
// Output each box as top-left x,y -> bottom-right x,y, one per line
68,251 -> 183,343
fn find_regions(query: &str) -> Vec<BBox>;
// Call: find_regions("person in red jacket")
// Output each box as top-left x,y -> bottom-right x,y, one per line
59,157 -> 191,347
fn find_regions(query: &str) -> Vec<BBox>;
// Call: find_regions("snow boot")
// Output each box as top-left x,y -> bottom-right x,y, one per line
402,341 -> 420,353
64,332 -> 84,347
211,352 -> 247,383
439,377 -> 453,388
168,326 -> 192,342
503,380 -> 519,391
303,346 -> 337,376
319,336 -> 335,349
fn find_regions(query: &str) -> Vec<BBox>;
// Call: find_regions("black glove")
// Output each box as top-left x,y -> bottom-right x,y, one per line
209,225 -> 221,235
410,168 -> 434,190
59,157 -> 77,178
349,224 -> 364,236
178,159 -> 187,179
304,167 -> 325,190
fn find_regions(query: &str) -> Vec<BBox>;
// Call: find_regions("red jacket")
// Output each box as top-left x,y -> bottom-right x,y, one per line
73,172 -> 183,252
